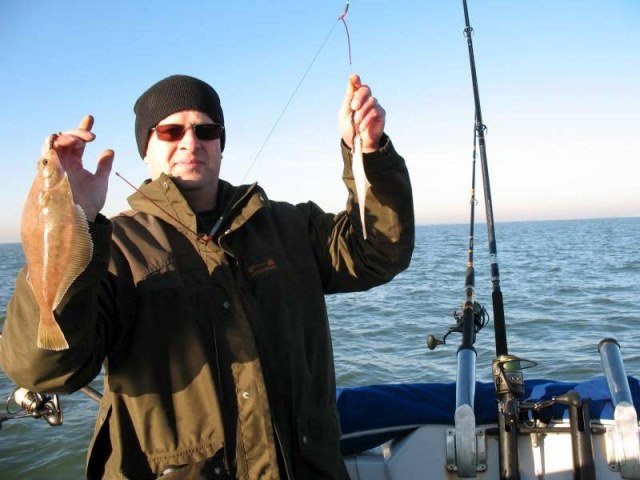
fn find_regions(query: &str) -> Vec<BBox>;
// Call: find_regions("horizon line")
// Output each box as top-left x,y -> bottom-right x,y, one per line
1,214 -> 637,245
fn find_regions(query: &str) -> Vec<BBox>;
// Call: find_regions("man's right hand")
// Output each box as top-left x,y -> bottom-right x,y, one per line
46,115 -> 114,221
338,74 -> 386,153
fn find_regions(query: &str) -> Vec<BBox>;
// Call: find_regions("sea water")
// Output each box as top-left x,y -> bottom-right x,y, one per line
1,217 -> 638,478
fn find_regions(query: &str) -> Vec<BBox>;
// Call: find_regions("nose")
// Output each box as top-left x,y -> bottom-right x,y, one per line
178,125 -> 199,149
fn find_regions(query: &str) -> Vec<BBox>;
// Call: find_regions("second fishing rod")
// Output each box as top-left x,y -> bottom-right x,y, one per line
461,1 -> 536,478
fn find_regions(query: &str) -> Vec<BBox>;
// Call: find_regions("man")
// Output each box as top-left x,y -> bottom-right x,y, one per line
1,74 -> 414,479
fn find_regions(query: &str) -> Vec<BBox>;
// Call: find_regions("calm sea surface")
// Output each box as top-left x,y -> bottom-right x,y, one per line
1,217 -> 638,478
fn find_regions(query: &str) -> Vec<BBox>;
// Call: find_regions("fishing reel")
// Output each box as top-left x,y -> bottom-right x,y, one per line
427,301 -> 489,350
491,354 -> 536,398
1,387 -> 63,430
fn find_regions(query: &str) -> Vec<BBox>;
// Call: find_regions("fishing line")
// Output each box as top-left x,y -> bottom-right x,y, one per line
115,2 -> 355,237
238,0 -> 353,185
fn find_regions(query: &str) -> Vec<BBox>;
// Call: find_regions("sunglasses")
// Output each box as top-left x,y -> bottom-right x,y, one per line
151,123 -> 224,142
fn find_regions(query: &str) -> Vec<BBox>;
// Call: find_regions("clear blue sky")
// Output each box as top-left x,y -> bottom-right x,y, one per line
1,1 -> 638,242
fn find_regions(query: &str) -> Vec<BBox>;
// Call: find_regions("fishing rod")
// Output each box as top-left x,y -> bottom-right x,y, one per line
424,0 -> 525,474
426,97 -> 491,476
455,126 -> 488,409
461,0 -> 505,356
460,4 -> 594,479
460,1 -> 531,478
426,125 -> 490,475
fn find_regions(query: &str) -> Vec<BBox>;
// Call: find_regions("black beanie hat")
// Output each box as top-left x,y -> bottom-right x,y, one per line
134,74 -> 225,158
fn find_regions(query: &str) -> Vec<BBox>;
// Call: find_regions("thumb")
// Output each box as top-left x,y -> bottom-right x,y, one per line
79,114 -> 94,132
340,74 -> 361,117
95,149 -> 114,180
346,73 -> 361,98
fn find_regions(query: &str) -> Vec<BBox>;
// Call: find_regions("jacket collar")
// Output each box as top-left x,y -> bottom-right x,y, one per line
127,174 -> 268,240
216,179 -> 268,235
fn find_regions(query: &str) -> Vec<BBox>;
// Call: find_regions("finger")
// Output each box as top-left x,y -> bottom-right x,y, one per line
54,115 -> 95,149
41,134 -> 56,155
55,129 -> 96,146
352,90 -> 375,124
340,74 -> 362,117
351,84 -> 372,111
95,149 -> 115,179
353,95 -> 378,132
348,73 -> 361,95
358,104 -> 386,134
345,74 -> 361,98
78,115 -> 94,132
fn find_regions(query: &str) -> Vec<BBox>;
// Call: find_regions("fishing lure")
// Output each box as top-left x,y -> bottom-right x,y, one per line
339,0 -> 352,65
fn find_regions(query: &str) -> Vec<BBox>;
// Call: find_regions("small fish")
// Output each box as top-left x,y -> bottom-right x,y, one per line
351,119 -> 370,240
20,137 -> 93,350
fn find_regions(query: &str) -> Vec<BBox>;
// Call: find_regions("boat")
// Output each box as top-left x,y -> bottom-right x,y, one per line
2,2 -> 639,479
338,341 -> 640,479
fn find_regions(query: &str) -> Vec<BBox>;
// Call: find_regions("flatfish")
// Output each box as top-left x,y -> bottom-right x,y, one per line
20,137 -> 93,350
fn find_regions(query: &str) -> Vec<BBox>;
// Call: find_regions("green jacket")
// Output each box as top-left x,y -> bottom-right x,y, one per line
1,138 -> 414,479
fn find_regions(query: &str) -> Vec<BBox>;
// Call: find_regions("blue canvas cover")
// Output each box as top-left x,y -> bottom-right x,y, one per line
336,376 -> 640,455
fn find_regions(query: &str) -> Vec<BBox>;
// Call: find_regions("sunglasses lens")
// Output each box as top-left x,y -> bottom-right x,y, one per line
154,124 -> 185,141
194,124 -> 222,141
154,124 -> 223,142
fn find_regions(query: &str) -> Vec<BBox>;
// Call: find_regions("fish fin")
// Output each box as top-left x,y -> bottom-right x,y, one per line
52,204 -> 94,310
352,135 -> 370,240
25,269 -> 34,290
37,312 -> 69,351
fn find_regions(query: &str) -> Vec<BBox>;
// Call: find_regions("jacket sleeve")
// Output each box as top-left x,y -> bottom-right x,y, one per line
0,215 -> 125,394
300,134 -> 415,293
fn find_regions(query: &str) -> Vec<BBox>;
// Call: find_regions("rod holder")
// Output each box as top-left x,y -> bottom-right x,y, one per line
598,338 -> 640,479
599,338 -> 634,406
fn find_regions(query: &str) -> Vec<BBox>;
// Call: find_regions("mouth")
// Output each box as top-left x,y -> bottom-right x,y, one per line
173,159 -> 203,167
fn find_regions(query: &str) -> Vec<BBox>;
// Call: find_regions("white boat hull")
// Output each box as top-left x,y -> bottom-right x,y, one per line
345,420 -> 637,479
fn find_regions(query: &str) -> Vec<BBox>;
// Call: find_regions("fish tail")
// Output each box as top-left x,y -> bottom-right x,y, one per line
37,313 -> 69,351
359,203 -> 368,240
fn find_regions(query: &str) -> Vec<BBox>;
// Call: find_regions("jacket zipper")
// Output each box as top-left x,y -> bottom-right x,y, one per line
211,303 -> 231,475
273,420 -> 294,480
211,182 -> 259,241
218,229 -> 294,480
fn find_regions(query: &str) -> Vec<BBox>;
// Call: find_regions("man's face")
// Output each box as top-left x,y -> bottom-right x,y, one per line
144,110 -> 222,192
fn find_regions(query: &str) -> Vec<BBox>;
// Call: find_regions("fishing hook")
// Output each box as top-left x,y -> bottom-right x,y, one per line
339,0 -> 353,65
